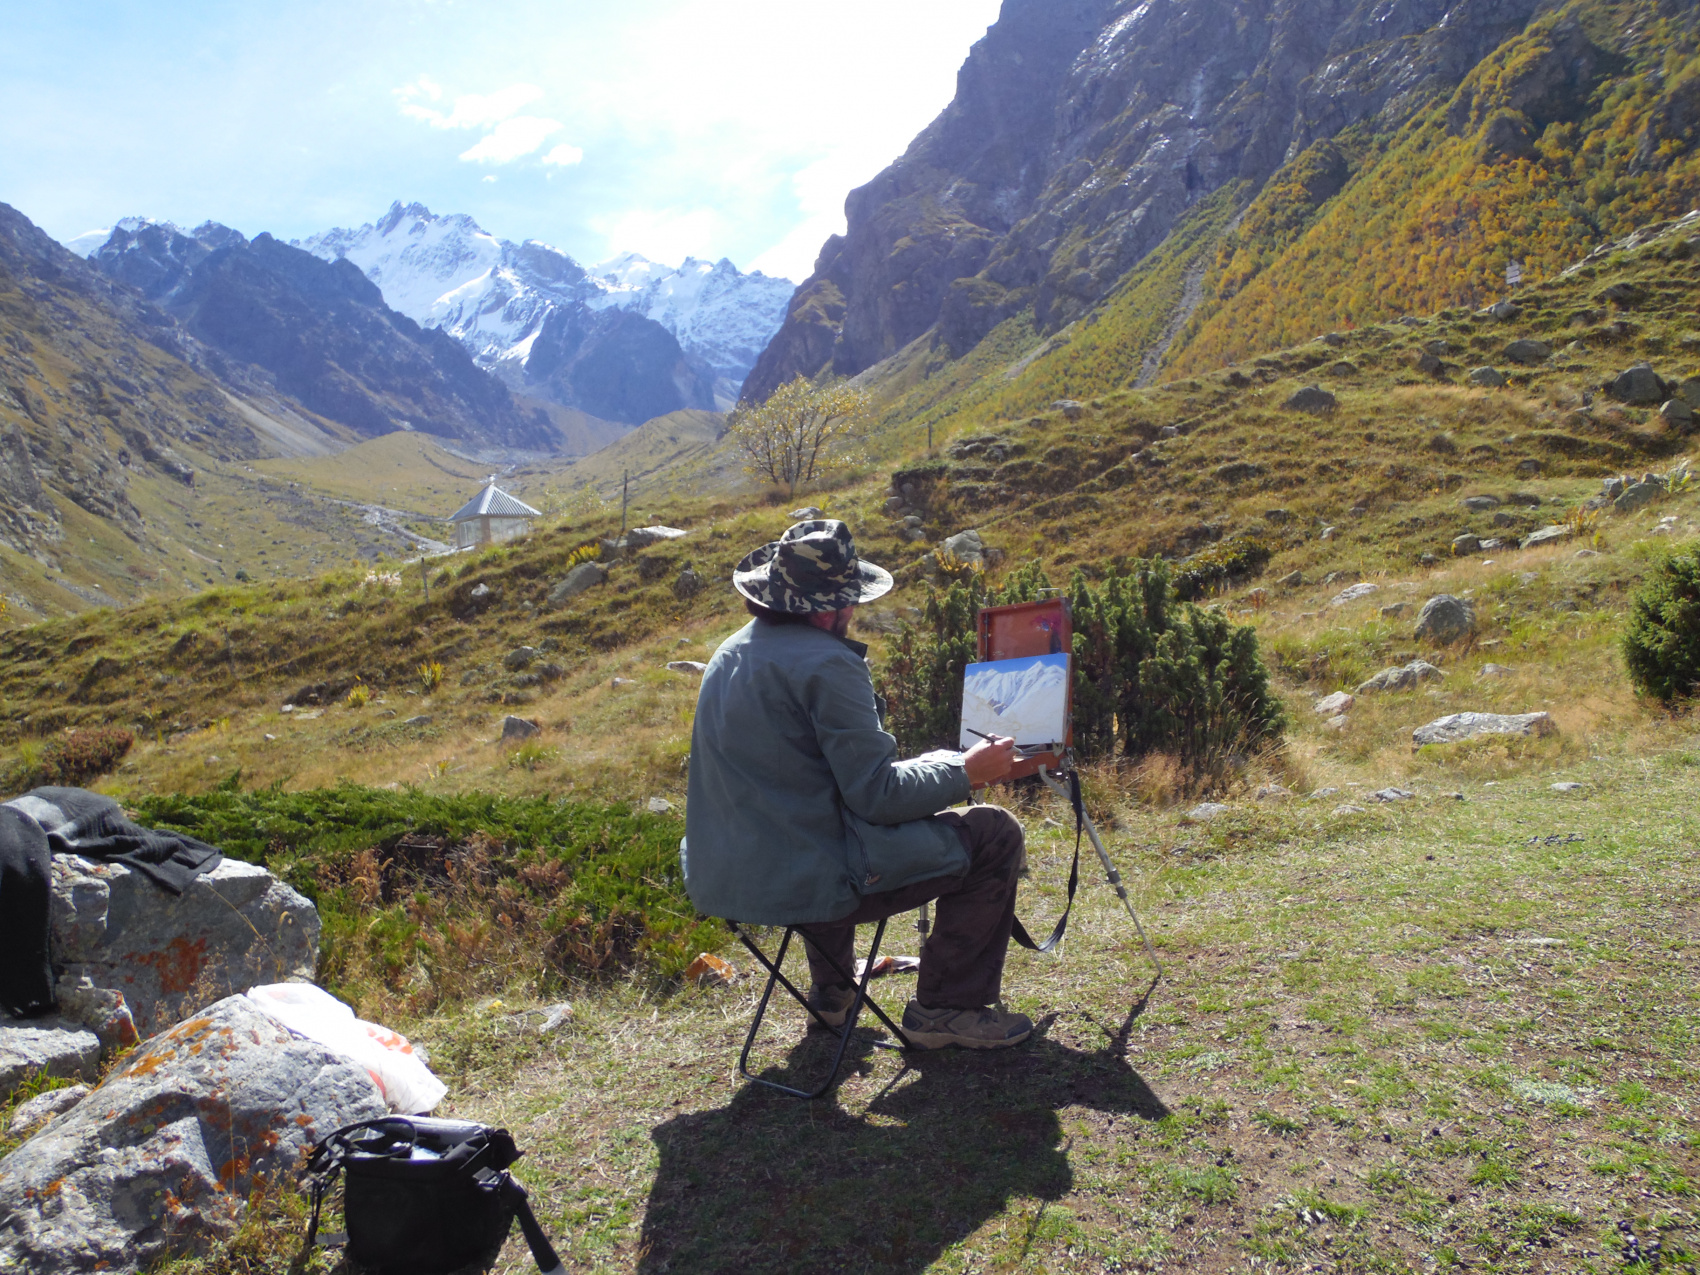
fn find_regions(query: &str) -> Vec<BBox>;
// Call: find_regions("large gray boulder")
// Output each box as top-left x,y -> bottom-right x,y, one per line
0,995 -> 386,1275
1412,711 -> 1556,748
939,529 -> 986,568
1615,480 -> 1664,513
1608,363 -> 1666,405
547,561 -> 607,607
1503,340 -> 1552,365
51,856 -> 318,1041
1414,595 -> 1476,644
1283,385 -> 1336,414
1521,525 -> 1569,549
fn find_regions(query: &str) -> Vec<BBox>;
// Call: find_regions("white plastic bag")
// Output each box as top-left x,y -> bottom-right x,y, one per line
245,983 -> 447,1114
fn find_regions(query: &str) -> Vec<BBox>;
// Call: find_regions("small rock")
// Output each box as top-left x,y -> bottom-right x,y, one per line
1608,362 -> 1666,405
1602,281 -> 1647,307
1329,582 -> 1379,606
1254,784 -> 1291,801
1332,804 -> 1367,816
1469,367 -> 1508,387
1451,533 -> 1482,555
1574,548 -> 1599,558
280,703 -> 294,713
940,528 -> 987,568
1379,602 -> 1408,619
500,715 -> 540,741
902,515 -> 924,529
1187,803 -> 1231,821
1615,480 -> 1664,513
1412,711 -> 1557,747
1506,492 -> 1542,507
1415,350 -> 1445,375
1356,660 -> 1446,694
1503,339 -> 1552,365
1660,398 -> 1696,431
685,952 -> 737,987
666,660 -> 708,676
1320,525 -> 1336,540
1480,663 -> 1515,678
538,1002 -> 574,1034
503,645 -> 539,671
1485,300 -> 1520,321
1158,424 -> 1179,439
1551,782 -> 1585,792
673,565 -> 706,600
1479,538 -> 1504,552
883,496 -> 907,514
1414,594 -> 1476,644
1419,553 -> 1438,566
1052,399 -> 1086,420
611,677 -> 637,688
1516,459 -> 1541,476
646,797 -> 674,814
1279,570 -> 1303,587
1462,494 -> 1501,512
402,715 -> 432,727
1283,385 -> 1337,414
788,506 -> 824,520
1324,714 -> 1349,731
8,1083 -> 89,1135
1521,525 -> 1569,549
1370,787 -> 1415,802
547,561 -> 608,608
1315,691 -> 1355,716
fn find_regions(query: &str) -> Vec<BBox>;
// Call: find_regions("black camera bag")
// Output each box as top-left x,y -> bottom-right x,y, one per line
304,1116 -> 562,1275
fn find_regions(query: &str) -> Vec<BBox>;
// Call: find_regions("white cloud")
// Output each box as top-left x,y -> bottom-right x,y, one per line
396,79 -> 543,130
540,143 -> 583,167
481,175 -> 498,183
597,207 -> 726,270
457,115 -> 561,163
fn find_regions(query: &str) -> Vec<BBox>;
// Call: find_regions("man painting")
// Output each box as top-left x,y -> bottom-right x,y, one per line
682,519 -> 1032,1049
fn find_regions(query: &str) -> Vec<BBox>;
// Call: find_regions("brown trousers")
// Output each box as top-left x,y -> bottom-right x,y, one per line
799,805 -> 1025,1011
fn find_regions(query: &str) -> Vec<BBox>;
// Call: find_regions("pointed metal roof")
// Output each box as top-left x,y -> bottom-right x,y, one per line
449,482 -> 541,522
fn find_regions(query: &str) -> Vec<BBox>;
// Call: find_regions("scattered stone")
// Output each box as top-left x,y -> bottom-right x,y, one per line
1279,570 -> 1303,587
883,496 -> 907,514
1608,362 -> 1666,405
1480,663 -> 1515,678
1264,509 -> 1294,525
1356,660 -> 1446,694
0,1017 -> 101,1100
0,996 -> 387,1275
1419,553 -> 1438,566
1574,548 -> 1599,558
1506,492 -> 1542,507
1283,385 -> 1337,414
8,1083 -> 88,1136
1660,398 -> 1696,431
1370,788 -> 1415,803
1462,494 -> 1501,512
1516,459 -> 1541,476
502,646 -> 539,671
1319,525 -> 1336,540
1551,598 -> 1579,613
49,855 -> 317,1042
1379,602 -> 1408,619
1052,399 -> 1086,420
665,660 -> 708,676
646,797 -> 674,814
902,515 -> 924,529
902,527 -> 929,544
673,565 -> 706,600
788,506 -> 824,520
1602,281 -> 1648,307
1215,461 -> 1266,483
1479,538 -> 1505,552
1186,803 -> 1231,821
1324,714 -> 1349,731
547,561 -> 608,608
611,677 -> 637,688
1521,525 -> 1569,549
538,1002 -> 574,1034
1158,425 -> 1179,439
1414,594 -> 1476,644
1415,350 -> 1444,375
1315,691 -> 1355,716
1332,804 -> 1367,816
1329,582 -> 1379,606
1503,339 -> 1552,365
1676,376 -> 1700,408
1412,711 -> 1557,747
623,526 -> 689,549
1469,367 -> 1508,388
685,952 -> 737,987
1485,300 -> 1520,321
1451,534 -> 1481,555
1615,480 -> 1664,513
500,715 -> 540,741
1254,784 -> 1291,801
280,703 -> 294,713
1551,782 -> 1585,792
402,715 -> 432,727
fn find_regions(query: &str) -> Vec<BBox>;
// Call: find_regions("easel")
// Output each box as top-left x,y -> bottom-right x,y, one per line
947,597 -> 1163,981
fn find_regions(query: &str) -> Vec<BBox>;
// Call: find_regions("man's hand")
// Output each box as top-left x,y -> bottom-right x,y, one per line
963,734 -> 1017,787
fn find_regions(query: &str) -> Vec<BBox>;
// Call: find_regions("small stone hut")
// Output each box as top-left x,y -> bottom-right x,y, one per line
449,482 -> 540,549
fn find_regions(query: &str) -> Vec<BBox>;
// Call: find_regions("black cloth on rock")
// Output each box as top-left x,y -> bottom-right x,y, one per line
4,787 -> 222,893
0,787 -> 223,1019
0,805 -> 55,1017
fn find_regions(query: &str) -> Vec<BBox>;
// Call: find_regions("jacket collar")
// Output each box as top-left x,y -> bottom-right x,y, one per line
751,618 -> 867,660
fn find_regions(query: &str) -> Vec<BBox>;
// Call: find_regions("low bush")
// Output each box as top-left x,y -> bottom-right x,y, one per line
129,784 -> 717,1014
5,727 -> 135,791
1623,545 -> 1700,703
1171,534 -> 1275,601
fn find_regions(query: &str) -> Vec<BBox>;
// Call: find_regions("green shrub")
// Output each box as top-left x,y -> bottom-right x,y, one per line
1171,535 -> 1275,601
7,728 -> 136,791
875,560 -> 1285,784
1623,545 -> 1700,703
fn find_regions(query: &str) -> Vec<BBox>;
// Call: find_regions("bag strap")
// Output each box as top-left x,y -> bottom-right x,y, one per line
1010,769 -> 1082,954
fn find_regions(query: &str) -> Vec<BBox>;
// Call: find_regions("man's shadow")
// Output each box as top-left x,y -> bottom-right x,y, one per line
639,996 -> 1169,1274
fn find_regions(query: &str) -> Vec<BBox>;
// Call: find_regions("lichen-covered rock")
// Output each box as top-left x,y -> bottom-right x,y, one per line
1414,595 -> 1476,644
547,561 -> 608,607
51,856 -> 317,1040
1608,362 -> 1666,405
1521,525 -> 1569,549
1412,711 -> 1556,747
0,996 -> 385,1275
0,1017 -> 100,1099
1355,660 -> 1445,694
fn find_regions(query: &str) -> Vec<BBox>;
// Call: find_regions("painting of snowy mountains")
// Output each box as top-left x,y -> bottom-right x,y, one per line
960,654 -> 1071,751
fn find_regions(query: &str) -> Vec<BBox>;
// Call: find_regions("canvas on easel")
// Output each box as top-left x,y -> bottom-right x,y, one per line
964,598 -> 1073,782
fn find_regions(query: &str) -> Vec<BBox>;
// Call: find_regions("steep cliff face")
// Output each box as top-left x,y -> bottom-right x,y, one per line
745,0 -> 1547,401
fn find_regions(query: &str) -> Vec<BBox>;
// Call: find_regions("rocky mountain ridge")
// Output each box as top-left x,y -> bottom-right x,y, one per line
745,0 -> 1557,400
296,202 -> 792,413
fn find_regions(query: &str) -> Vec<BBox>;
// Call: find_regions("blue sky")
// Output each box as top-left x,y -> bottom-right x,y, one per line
0,0 -> 1003,282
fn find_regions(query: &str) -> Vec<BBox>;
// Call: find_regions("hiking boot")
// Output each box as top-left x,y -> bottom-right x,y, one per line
806,982 -> 857,1029
901,1000 -> 1033,1050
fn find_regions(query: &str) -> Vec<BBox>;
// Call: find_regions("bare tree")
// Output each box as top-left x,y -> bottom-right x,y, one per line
726,377 -> 868,497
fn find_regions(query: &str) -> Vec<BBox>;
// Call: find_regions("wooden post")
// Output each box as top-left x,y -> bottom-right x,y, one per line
421,554 -> 430,602
619,470 -> 629,550
928,422 -> 933,453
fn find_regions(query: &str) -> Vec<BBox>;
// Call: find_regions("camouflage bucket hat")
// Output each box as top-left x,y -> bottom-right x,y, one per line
733,519 -> 894,613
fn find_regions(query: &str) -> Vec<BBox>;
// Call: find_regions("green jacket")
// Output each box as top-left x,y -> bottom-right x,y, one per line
682,619 -> 970,924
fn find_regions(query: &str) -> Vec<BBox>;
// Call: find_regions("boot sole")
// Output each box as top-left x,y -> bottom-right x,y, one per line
900,1024 -> 1033,1051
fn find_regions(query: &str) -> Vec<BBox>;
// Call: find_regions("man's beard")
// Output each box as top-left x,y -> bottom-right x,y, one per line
828,607 -> 853,638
